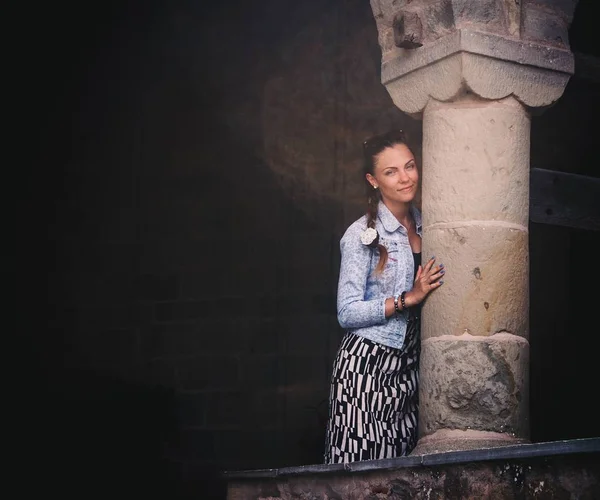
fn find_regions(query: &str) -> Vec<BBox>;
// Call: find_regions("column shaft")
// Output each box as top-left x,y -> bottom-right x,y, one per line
415,95 -> 531,453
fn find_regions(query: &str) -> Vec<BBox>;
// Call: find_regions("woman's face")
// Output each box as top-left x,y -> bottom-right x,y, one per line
366,143 -> 418,206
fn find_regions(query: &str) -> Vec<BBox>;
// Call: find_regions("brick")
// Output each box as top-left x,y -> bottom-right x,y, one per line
140,323 -> 198,360
420,0 -> 456,40
177,429 -> 216,461
451,0 -> 504,28
59,241 -> 142,274
271,293 -> 311,315
261,293 -> 336,317
138,239 -> 224,274
246,318 -> 286,355
140,318 -> 259,360
73,304 -> 140,330
287,263 -> 335,294
283,314 -> 333,355
176,355 -> 239,391
135,273 -> 179,301
289,230 -> 335,258
379,27 -> 396,56
175,392 -> 207,427
98,305 -> 139,329
284,355 -> 330,387
198,318 -> 257,353
213,429 -> 288,467
133,302 -> 155,327
140,358 -> 178,388
154,300 -> 211,322
244,390 -> 285,430
176,240 -> 262,299
154,297 -> 262,322
179,271 -> 220,300
522,5 -> 569,47
85,207 -> 138,243
284,385 -> 330,432
177,462 -> 227,498
221,256 -> 279,298
76,328 -> 138,365
291,426 -> 328,467
49,271 -> 135,306
239,355 -> 284,389
205,391 -> 247,427
311,293 -> 336,314
532,0 -> 578,18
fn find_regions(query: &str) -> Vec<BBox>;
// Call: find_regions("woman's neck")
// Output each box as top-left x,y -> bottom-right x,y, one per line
384,200 -> 412,226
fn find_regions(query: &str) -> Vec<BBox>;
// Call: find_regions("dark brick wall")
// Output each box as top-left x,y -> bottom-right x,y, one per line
529,0 -> 600,443
18,0 -> 598,498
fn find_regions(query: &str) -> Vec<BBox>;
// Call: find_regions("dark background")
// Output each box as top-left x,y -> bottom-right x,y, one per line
17,0 -> 599,498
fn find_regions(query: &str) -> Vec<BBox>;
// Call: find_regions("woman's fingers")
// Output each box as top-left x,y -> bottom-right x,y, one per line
417,261 -> 445,294
424,263 -> 445,292
424,256 -> 436,272
429,268 -> 445,281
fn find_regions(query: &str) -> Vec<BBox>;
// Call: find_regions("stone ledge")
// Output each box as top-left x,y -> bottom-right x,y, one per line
223,437 -> 599,479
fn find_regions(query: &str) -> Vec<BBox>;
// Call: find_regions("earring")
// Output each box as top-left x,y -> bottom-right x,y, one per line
373,185 -> 378,189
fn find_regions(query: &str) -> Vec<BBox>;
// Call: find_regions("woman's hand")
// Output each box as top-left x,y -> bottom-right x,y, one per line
405,256 -> 444,307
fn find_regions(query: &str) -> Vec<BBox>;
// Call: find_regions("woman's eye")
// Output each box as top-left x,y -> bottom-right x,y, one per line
406,163 -> 415,170
385,170 -> 395,175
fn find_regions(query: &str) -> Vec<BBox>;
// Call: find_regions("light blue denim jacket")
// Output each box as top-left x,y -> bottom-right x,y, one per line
337,202 -> 422,350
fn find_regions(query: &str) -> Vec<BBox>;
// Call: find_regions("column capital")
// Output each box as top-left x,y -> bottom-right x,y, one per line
371,0 -> 578,116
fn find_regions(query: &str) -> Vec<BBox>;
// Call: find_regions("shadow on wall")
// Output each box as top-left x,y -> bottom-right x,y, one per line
32,366 -> 229,499
18,0 -> 600,498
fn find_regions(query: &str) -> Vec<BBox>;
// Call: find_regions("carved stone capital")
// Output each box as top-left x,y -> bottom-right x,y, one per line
370,0 -> 578,116
384,29 -> 574,116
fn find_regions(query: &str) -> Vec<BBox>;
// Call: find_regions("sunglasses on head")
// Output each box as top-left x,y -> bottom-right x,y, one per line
362,130 -> 407,157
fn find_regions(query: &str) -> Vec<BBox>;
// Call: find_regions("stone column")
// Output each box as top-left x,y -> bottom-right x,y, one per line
369,0 -> 579,453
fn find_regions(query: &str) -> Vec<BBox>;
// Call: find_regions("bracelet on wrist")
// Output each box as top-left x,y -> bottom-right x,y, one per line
394,295 -> 401,315
400,291 -> 407,310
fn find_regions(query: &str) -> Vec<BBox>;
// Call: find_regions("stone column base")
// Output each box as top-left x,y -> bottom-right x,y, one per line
416,332 -> 530,453
412,429 -> 528,455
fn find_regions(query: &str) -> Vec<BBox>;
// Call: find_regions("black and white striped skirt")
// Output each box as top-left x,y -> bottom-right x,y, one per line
324,319 -> 420,464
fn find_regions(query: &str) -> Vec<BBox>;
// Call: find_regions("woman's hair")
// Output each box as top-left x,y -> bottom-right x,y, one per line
362,129 -> 409,274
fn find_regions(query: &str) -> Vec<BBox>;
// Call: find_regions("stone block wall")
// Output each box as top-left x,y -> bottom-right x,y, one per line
18,0 -> 599,497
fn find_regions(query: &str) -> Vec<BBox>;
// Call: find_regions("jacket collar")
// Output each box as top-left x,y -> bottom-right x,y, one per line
378,201 -> 422,235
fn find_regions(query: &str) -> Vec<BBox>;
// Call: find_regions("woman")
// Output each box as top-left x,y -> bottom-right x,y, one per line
324,130 -> 445,464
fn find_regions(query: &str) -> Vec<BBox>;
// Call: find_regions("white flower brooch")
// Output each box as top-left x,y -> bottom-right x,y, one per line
360,227 -> 379,248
